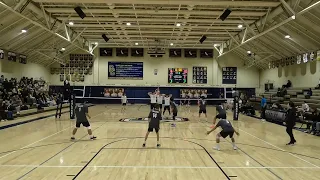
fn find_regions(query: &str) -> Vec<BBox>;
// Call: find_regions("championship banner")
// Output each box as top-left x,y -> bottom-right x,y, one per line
0,49 -> 4,59
119,117 -> 189,122
222,67 -> 237,84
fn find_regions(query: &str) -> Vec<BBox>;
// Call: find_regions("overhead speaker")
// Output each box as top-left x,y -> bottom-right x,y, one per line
74,7 -> 86,19
199,36 -> 207,44
102,34 -> 109,42
220,9 -> 232,21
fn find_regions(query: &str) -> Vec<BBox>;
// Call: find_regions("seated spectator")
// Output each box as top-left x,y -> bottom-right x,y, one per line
302,101 -> 310,112
316,78 -> 320,89
272,101 -> 283,110
277,88 -> 281,97
283,80 -> 292,89
305,109 -> 320,134
305,88 -> 312,99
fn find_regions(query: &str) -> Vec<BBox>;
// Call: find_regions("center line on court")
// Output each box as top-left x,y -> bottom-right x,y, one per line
239,129 -> 320,168
0,164 -> 319,169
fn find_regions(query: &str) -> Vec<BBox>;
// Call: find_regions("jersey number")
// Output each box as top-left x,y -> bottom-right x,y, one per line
153,113 -> 157,118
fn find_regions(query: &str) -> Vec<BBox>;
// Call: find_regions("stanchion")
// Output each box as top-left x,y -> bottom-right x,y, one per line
70,93 -> 76,120
233,90 -> 240,121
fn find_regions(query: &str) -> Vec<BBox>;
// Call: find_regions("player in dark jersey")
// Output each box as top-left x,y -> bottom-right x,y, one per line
143,104 -> 162,147
213,103 -> 227,124
198,97 -> 207,117
207,119 -> 239,151
71,102 -> 96,140
170,99 -> 178,120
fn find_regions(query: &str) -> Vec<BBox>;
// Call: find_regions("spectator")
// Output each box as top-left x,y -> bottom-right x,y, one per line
261,95 -> 267,120
277,88 -> 281,97
316,78 -> 320,89
302,101 -> 310,112
283,80 -> 292,89
284,101 -> 296,145
307,109 -> 320,135
305,88 -> 312,99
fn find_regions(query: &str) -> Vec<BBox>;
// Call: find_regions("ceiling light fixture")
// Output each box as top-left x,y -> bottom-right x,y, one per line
94,42 -> 98,45
170,43 -> 174,46
135,42 -> 139,45
285,35 -> 290,39
21,29 -> 27,33
247,51 -> 251,54
69,22 -> 74,26
291,15 -> 296,19
61,47 -> 66,51
126,22 -> 131,26
237,24 -> 243,28
214,44 -> 219,47
176,23 -> 181,27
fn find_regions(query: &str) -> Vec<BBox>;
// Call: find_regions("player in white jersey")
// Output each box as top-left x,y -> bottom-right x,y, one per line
156,93 -> 164,113
148,92 -> 157,110
163,94 -> 172,116
121,93 -> 128,113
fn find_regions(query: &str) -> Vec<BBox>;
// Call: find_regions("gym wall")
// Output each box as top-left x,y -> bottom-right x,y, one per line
49,48 -> 259,88
260,60 -> 318,89
0,57 -> 50,81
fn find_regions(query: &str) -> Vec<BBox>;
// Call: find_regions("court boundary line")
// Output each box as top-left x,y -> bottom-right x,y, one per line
0,164 -> 319,169
239,128 -> 320,168
196,118 -> 283,180
72,137 -> 231,180
14,108 -> 112,180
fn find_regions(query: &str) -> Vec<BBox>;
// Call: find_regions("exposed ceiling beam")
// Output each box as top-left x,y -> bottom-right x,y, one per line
217,0 -> 320,58
45,8 -> 266,17
57,17 -> 257,24
0,1 -> 91,54
33,0 -> 280,7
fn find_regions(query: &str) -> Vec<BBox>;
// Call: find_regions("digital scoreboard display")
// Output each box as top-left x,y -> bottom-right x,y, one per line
168,68 -> 188,83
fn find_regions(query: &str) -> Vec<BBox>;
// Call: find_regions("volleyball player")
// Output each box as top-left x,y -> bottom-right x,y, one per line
148,92 -> 157,110
156,93 -> 164,113
213,102 -> 227,124
163,94 -> 171,116
198,97 -> 207,118
143,104 -> 162,147
121,93 -> 128,113
207,119 -> 239,150
71,102 -> 96,140
170,98 -> 178,120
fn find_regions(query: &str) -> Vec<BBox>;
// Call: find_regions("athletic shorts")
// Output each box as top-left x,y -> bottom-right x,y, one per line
122,103 -> 126,106
199,109 -> 206,114
157,104 -> 162,109
76,121 -> 90,128
151,103 -> 156,109
216,113 -> 226,119
164,106 -> 170,111
220,131 -> 234,138
148,127 -> 159,133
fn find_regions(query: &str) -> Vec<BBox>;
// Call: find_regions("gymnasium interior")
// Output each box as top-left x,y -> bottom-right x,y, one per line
0,0 -> 320,179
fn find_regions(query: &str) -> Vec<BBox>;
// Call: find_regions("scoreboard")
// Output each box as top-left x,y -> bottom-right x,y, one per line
168,68 -> 188,83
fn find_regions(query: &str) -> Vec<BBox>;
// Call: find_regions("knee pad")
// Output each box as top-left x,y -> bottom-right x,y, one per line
87,126 -> 92,130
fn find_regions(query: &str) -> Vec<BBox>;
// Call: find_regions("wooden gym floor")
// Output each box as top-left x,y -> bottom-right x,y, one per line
0,104 -> 319,180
